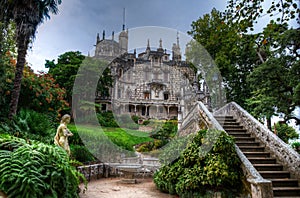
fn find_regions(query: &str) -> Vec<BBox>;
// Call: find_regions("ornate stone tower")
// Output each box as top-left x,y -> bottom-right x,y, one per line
119,28 -> 128,54
172,33 -> 182,61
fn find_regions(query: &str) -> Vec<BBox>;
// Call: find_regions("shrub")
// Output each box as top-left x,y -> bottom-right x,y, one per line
0,135 -> 86,198
70,145 -> 95,163
131,115 -> 139,124
97,111 -> 118,127
274,122 -> 299,143
0,109 -> 56,144
153,129 -> 242,197
150,120 -> 178,141
291,141 -> 300,153
143,120 -> 150,125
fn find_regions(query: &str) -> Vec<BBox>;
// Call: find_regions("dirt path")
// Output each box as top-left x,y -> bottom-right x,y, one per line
79,178 -> 178,198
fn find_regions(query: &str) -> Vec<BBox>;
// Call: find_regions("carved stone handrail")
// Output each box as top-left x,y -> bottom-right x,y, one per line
214,102 -> 300,180
180,101 -> 273,197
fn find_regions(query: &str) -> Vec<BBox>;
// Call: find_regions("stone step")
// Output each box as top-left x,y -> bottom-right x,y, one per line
223,125 -> 244,129
243,152 -> 270,158
259,171 -> 290,179
216,116 -> 300,197
214,115 -> 234,119
236,142 -> 261,146
225,129 -> 248,133
273,187 -> 300,197
270,179 -> 299,187
228,133 -> 252,137
248,157 -> 277,164
234,137 -> 256,142
222,122 -> 240,126
253,164 -> 283,171
239,146 -> 265,152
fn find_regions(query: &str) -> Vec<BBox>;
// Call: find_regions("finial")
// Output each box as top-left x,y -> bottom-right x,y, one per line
177,31 -> 180,47
147,39 -> 150,49
159,38 -> 162,48
122,8 -> 126,31
102,30 -> 105,40
97,33 -> 100,42
112,31 -> 114,40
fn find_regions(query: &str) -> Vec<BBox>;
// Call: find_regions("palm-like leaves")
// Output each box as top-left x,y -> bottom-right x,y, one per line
1,0 -> 62,118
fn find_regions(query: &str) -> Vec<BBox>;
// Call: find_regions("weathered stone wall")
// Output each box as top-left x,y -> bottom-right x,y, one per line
214,102 -> 300,180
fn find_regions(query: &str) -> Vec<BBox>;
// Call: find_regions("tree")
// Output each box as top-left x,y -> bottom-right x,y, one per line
46,51 -> 85,105
273,122 -> 299,143
1,0 -> 62,119
190,1 -> 299,129
247,25 -> 300,127
188,8 -> 259,107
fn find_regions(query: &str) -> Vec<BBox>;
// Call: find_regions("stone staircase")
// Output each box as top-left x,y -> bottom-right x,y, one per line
215,115 -> 300,197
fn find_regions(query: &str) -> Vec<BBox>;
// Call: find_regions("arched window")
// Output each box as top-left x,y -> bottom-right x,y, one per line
118,68 -> 123,77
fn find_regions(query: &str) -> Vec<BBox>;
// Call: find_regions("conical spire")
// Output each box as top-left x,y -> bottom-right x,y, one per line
159,38 -> 163,48
96,33 -> 100,43
147,39 -> 150,50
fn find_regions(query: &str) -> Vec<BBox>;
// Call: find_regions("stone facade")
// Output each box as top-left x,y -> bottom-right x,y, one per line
94,28 -> 211,121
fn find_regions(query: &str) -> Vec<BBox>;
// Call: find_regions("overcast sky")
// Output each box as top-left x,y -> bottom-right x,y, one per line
27,0 -> 228,72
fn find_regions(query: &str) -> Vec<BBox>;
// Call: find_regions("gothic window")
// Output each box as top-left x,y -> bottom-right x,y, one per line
144,92 -> 150,100
118,68 -> 123,77
164,93 -> 169,100
101,104 -> 106,111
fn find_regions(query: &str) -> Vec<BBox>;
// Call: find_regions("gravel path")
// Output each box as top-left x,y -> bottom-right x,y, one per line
79,178 -> 178,198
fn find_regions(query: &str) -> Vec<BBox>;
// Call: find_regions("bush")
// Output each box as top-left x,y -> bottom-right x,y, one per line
153,129 -> 242,197
70,145 -> 95,163
274,122 -> 299,143
291,141 -> 300,153
131,115 -> 139,124
150,120 -> 177,141
97,111 -> 118,127
0,135 -> 85,198
0,109 -> 56,144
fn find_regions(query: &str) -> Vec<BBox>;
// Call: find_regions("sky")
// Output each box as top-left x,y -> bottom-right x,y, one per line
27,0 -> 228,72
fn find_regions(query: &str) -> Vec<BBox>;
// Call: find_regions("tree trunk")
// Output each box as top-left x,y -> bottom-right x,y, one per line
8,35 -> 29,119
266,116 -> 272,131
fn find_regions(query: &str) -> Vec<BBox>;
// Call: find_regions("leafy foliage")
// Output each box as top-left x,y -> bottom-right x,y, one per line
1,0 -> 62,118
188,8 -> 258,107
46,51 -> 85,106
150,120 -> 178,141
0,109 -> 56,144
70,145 -> 95,163
0,135 -> 85,198
97,111 -> 118,127
291,141 -> 300,154
154,130 -> 242,197
247,26 -> 300,126
273,122 -> 299,143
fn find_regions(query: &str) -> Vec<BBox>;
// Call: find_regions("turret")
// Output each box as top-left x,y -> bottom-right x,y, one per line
172,32 -> 182,61
119,29 -> 128,54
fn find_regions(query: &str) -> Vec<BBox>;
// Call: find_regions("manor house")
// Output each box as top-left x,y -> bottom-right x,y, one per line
94,28 -> 211,120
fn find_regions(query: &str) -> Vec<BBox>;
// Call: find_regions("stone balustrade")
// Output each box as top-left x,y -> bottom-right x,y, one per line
214,102 -> 300,180
179,101 -> 273,197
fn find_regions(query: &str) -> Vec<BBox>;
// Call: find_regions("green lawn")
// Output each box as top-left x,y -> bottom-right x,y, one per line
68,124 -> 153,151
